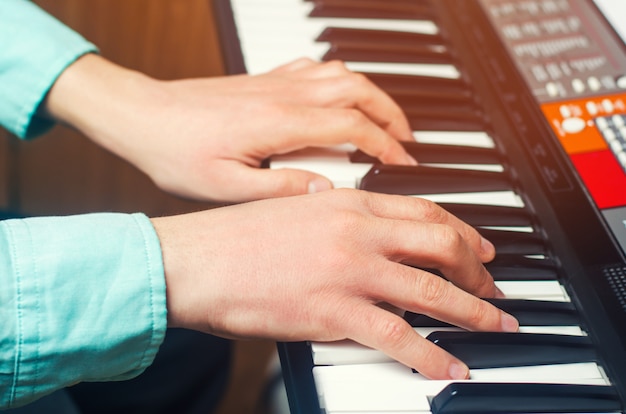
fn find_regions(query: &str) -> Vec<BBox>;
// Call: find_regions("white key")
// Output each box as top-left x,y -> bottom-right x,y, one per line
270,146 -> 367,189
234,4 -> 438,37
481,225 -> 534,232
420,162 -> 504,172
345,62 -> 460,79
417,191 -> 525,208
313,362 -> 608,413
413,131 -> 496,148
231,1 -> 450,75
496,280 -> 569,300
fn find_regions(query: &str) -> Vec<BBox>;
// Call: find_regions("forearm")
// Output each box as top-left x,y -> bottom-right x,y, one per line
39,54 -> 166,167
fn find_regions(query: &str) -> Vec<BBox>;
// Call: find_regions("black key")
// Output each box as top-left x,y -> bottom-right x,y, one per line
407,113 -> 486,132
477,228 -> 547,256
394,91 -> 478,107
397,100 -> 483,119
438,203 -> 534,227
486,255 -> 558,280
395,97 -> 484,119
405,299 -> 579,327
350,142 -> 503,165
426,331 -> 596,369
364,73 -> 475,104
340,71 -> 483,115
410,256 -> 557,281
359,165 -> 512,195
322,41 -> 455,65
430,383 -> 621,414
316,27 -> 445,48
309,0 -> 435,20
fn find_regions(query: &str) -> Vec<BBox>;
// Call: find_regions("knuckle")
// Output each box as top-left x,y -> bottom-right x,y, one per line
415,274 -> 447,307
323,188 -> 367,211
433,225 -> 464,252
340,72 -> 376,106
342,109 -> 368,128
346,72 -> 370,89
465,299 -> 492,327
317,188 -> 372,249
418,199 -> 448,223
378,317 -> 411,346
333,187 -> 361,200
331,208 -> 362,235
324,59 -> 349,73
358,190 -> 378,213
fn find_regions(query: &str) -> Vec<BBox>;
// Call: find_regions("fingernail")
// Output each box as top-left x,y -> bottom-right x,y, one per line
308,178 -> 332,194
501,312 -> 519,332
480,236 -> 495,256
405,153 -> 418,166
449,362 -> 469,380
494,286 -> 507,298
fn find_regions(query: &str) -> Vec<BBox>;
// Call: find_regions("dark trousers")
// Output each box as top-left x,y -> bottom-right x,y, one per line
6,329 -> 233,414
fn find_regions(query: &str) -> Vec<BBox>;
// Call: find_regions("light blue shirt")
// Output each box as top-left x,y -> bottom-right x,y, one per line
0,1 -> 168,409
0,0 -> 96,138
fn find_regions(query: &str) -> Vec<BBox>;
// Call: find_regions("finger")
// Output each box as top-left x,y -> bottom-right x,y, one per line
204,160 -> 334,201
270,60 -> 413,144
367,261 -> 518,332
345,302 -> 470,380
283,62 -> 414,144
357,192 -> 495,262
266,105 -> 416,166
308,74 -> 414,144
366,217 -> 497,298
396,220 -> 493,295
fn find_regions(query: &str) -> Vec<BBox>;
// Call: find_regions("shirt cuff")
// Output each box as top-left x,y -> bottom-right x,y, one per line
0,213 -> 167,409
0,0 -> 98,139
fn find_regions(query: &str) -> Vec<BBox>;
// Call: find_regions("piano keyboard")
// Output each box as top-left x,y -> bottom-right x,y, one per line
213,0 -> 626,412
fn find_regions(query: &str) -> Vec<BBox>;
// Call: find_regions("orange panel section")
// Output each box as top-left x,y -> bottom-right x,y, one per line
541,93 -> 626,155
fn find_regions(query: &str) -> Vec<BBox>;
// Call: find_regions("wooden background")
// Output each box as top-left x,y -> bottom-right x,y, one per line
2,0 -> 225,217
0,1 -> 277,412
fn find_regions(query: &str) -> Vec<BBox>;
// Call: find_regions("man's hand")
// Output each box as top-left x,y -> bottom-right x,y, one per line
152,189 -> 519,381
42,54 -> 416,202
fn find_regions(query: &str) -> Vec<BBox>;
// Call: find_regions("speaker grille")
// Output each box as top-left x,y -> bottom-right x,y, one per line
603,266 -> 626,313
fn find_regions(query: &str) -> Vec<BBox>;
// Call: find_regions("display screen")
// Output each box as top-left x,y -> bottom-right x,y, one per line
479,0 -> 626,102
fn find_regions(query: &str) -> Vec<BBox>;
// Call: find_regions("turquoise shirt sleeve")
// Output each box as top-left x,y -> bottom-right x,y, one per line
0,213 -> 168,409
0,0 -> 98,139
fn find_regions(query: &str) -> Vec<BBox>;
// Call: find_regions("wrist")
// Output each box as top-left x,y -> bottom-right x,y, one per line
40,53 -> 163,159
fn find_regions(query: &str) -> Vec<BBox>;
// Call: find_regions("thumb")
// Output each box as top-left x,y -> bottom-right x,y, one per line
214,162 -> 334,201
